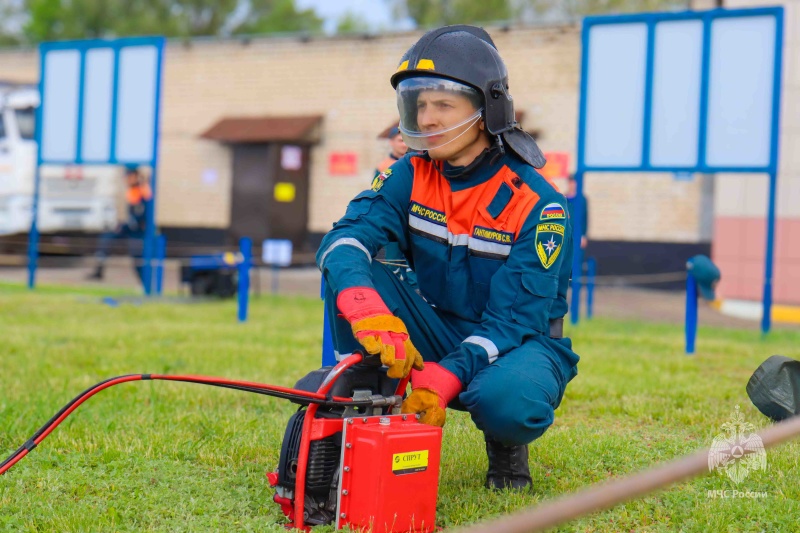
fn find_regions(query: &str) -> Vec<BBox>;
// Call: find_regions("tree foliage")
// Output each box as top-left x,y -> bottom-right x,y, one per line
4,0 -> 323,44
229,0 -> 323,36
335,12 -> 371,35
23,0 -> 178,42
545,0 -> 689,18
394,0 -> 689,28
402,0 -> 515,27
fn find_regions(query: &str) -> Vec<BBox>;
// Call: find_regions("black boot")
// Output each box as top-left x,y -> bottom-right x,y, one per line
86,265 -> 104,280
485,436 -> 532,490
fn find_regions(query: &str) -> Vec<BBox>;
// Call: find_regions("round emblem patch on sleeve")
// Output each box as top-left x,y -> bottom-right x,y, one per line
535,221 -> 565,269
540,202 -> 566,220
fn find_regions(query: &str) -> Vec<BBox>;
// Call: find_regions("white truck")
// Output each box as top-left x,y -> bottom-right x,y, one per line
0,82 -> 120,238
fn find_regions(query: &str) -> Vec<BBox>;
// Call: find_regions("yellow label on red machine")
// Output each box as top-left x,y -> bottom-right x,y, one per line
392,450 -> 429,475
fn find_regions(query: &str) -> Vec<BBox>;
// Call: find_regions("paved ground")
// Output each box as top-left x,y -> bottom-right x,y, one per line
4,256 -> 797,332
0,258 -> 324,298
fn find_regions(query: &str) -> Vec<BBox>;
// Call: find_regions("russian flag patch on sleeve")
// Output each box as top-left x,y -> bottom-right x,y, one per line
540,202 -> 566,220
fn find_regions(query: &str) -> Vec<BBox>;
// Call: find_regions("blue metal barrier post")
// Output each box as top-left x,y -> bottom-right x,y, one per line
569,171 -> 585,325
238,237 -> 252,323
762,170 -> 778,335
586,257 -> 596,320
26,51 -> 45,289
155,234 -> 166,295
685,272 -> 698,355
26,164 -> 42,289
321,277 -> 336,366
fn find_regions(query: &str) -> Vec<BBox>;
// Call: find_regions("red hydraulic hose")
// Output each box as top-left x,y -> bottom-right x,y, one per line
0,375 -> 144,475
0,372 -> 373,476
28,376 -> 144,447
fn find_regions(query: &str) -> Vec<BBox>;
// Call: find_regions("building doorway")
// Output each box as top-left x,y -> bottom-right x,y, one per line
229,143 -> 310,248
201,114 -> 322,252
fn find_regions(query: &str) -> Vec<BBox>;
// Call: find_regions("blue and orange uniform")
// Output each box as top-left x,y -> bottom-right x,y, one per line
375,155 -> 418,289
317,149 -> 579,445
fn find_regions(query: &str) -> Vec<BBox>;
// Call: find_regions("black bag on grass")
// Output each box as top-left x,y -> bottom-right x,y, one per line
746,355 -> 800,422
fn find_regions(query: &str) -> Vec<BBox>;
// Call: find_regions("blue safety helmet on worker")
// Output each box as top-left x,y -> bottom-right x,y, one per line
316,24 -> 579,491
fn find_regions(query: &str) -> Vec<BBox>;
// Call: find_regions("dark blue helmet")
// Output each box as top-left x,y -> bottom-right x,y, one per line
390,25 -> 546,168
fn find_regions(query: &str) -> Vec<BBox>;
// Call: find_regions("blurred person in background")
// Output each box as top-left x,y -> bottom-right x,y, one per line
375,125 -> 408,174
318,25 -> 579,490
87,165 -> 151,283
374,125 -> 417,289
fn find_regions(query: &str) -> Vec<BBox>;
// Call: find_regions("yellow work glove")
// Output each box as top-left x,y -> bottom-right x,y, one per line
337,287 -> 424,378
401,363 -> 462,427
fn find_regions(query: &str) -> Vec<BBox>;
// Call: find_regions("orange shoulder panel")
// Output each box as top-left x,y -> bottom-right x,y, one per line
410,157 -> 450,213
454,166 -> 540,235
503,170 -> 540,236
449,174 -> 501,234
408,160 -> 543,238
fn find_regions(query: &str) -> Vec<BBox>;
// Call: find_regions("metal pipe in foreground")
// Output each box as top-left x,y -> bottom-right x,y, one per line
454,415 -> 800,533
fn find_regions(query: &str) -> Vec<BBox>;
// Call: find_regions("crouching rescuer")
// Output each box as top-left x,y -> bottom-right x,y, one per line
316,25 -> 579,490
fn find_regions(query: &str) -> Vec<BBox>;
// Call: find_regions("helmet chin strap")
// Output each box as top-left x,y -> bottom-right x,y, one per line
490,135 -> 506,165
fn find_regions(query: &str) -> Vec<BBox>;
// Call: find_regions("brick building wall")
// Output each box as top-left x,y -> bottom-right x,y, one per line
0,23 -> 710,245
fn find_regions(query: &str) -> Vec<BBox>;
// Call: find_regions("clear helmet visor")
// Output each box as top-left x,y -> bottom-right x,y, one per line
396,76 -> 484,152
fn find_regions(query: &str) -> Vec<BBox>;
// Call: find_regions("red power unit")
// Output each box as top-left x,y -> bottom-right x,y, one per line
337,416 -> 442,532
268,354 -> 443,532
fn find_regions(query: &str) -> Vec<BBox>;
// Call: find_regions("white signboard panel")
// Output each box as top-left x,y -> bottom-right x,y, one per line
115,46 -> 159,162
649,20 -> 703,167
706,16 -> 776,168
584,23 -> 648,167
41,50 -> 81,162
81,48 -> 114,162
263,239 -> 293,267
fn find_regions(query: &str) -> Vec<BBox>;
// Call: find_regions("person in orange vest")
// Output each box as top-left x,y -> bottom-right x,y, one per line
87,165 -> 152,282
375,125 -> 407,175
374,126 -> 418,289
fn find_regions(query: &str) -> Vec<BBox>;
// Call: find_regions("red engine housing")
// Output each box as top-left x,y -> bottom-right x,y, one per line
337,415 -> 442,532
267,354 -> 442,532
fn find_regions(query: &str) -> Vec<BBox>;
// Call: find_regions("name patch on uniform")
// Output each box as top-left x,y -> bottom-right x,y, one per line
409,201 -> 447,226
535,222 -> 565,269
371,169 -> 391,192
540,203 -> 566,220
472,226 -> 514,244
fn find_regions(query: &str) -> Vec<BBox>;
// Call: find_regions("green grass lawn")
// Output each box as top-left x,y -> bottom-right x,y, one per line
2,282 -> 800,532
